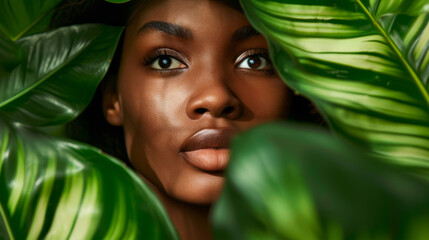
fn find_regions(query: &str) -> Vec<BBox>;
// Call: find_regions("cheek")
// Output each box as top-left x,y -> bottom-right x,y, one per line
118,67 -> 189,141
119,86 -> 226,203
117,70 -> 222,202
236,75 -> 291,122
119,79 -> 187,180
118,84 -> 163,186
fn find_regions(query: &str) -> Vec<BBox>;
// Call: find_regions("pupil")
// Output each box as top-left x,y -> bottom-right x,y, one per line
248,56 -> 261,69
159,56 -> 172,68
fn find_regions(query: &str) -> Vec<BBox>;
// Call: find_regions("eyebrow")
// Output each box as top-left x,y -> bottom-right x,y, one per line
137,21 -> 193,40
137,22 -> 260,42
231,26 -> 261,42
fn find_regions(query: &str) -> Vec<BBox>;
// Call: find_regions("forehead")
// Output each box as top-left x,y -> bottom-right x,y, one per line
126,0 -> 248,37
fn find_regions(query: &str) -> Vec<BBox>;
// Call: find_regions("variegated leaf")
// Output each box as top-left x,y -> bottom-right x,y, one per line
0,116 -> 179,240
241,0 -> 429,170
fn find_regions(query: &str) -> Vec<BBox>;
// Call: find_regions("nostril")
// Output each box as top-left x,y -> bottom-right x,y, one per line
195,108 -> 208,115
223,106 -> 235,115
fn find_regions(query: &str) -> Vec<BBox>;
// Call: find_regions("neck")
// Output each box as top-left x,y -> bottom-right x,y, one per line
143,177 -> 213,240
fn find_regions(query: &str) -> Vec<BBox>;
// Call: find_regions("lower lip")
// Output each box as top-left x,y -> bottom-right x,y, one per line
181,149 -> 230,172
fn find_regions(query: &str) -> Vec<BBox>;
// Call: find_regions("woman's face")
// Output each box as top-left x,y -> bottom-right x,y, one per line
104,0 -> 291,204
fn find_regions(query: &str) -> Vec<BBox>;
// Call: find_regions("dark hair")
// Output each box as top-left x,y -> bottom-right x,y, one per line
53,0 -> 324,165
52,0 -> 138,165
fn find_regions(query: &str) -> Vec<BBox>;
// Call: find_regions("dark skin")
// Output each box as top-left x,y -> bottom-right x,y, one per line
103,0 -> 291,239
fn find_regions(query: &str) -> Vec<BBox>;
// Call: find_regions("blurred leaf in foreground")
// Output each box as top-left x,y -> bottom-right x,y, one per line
213,122 -> 429,240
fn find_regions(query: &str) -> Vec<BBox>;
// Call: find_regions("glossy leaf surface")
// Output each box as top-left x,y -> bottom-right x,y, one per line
0,0 -> 62,41
0,24 -> 122,126
240,0 -> 429,170
213,123 -> 429,239
0,116 -> 179,240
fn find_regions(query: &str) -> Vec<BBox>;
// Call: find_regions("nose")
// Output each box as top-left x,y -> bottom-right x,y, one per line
186,73 -> 242,120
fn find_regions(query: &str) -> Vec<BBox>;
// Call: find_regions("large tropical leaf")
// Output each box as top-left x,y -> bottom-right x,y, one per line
240,0 -> 429,171
0,115 -> 179,240
0,24 -> 122,126
0,0 -> 62,41
213,122 -> 429,239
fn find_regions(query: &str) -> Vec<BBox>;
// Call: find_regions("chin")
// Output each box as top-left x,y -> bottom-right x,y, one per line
168,173 -> 226,205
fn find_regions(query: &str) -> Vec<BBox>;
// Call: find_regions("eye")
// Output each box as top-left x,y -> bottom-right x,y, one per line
236,50 -> 272,71
151,55 -> 186,70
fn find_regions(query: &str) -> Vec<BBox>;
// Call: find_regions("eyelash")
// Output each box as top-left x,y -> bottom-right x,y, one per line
143,49 -> 186,67
142,48 -> 274,74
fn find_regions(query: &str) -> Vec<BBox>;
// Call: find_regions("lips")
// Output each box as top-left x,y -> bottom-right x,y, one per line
181,128 -> 235,172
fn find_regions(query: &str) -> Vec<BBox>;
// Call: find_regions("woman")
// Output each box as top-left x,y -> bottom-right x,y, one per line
57,0 -> 318,239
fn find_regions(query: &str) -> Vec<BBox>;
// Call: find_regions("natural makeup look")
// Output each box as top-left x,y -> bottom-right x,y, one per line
103,0 -> 291,239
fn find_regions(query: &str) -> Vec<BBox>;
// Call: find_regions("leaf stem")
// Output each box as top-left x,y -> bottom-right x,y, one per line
356,0 -> 429,105
11,9 -> 53,42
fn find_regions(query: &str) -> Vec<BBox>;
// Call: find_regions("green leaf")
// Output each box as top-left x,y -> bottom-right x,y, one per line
213,122 -> 429,240
0,115 -> 179,240
240,0 -> 429,170
0,24 -> 122,127
0,0 -> 62,41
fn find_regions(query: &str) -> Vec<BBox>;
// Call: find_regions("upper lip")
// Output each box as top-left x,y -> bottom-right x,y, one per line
181,128 -> 236,152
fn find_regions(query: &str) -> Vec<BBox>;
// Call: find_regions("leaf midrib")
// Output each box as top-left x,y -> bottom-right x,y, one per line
11,11 -> 46,42
356,0 -> 429,105
9,1 -> 61,42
